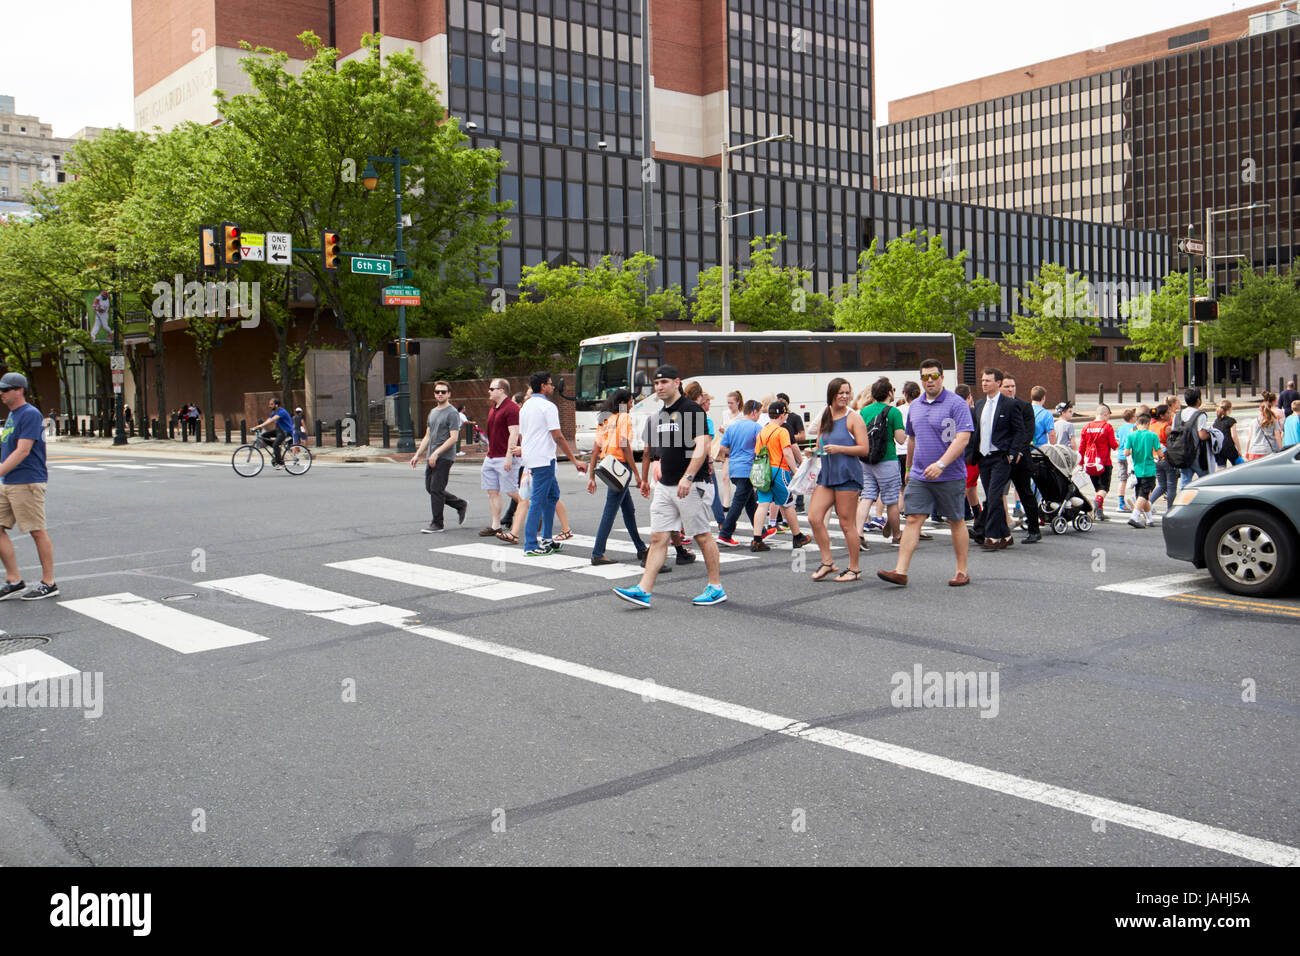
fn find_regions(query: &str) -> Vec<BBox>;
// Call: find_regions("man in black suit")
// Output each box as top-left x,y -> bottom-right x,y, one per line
969,368 -> 1026,550
1001,375 -> 1043,544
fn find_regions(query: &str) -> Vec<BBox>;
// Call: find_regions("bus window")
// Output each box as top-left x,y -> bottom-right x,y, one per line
859,342 -> 891,370
705,340 -> 744,374
827,342 -> 858,370
662,341 -> 703,374
893,344 -> 923,371
747,341 -> 784,375
786,340 -> 823,373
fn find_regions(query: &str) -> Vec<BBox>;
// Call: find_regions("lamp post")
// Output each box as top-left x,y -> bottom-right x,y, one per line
1205,201 -> 1269,389
719,132 -> 793,333
363,149 -> 416,453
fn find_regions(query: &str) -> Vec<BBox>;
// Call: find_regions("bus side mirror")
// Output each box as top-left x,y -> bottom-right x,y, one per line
635,370 -> 651,396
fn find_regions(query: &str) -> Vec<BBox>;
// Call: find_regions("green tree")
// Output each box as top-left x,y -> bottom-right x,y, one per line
1121,270 -> 1209,388
834,229 -> 998,352
519,252 -> 684,323
451,296 -> 642,375
1204,260 -> 1300,389
691,234 -> 833,331
1000,263 -> 1101,399
212,32 -> 509,441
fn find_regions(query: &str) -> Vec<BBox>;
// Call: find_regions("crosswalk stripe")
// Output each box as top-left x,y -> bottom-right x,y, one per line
199,574 -> 417,625
53,465 -> 105,472
59,593 -> 268,653
149,463 -> 203,469
1097,571 -> 1210,598
98,464 -> 155,470
0,649 -> 80,689
328,556 -> 549,601
431,543 -> 642,579
561,533 -> 757,564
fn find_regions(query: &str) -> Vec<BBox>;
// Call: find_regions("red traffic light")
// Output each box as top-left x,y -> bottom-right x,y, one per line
322,230 -> 341,272
222,221 -> 242,267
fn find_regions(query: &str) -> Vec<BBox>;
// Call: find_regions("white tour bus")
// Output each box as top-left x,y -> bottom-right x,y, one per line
574,330 -> 959,454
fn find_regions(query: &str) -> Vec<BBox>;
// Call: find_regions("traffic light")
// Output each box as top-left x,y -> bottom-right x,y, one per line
322,230 -> 341,272
200,225 -> 218,272
221,222 -> 242,267
1193,298 -> 1218,322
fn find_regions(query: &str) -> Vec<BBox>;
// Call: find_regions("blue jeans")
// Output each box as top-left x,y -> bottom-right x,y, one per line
593,484 -> 646,559
1151,460 -> 1179,506
720,476 -> 758,539
525,461 -> 559,551
708,472 -> 726,525
1180,462 -> 1208,487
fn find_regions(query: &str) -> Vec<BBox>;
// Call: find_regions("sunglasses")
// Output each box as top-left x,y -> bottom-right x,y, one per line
435,389 -> 450,394
920,372 -> 943,382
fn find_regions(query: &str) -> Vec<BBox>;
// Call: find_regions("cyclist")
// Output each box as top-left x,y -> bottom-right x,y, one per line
253,398 -> 295,467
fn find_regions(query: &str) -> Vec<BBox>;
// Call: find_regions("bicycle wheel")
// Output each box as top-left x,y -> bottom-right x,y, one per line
283,444 -> 312,475
232,444 -> 264,477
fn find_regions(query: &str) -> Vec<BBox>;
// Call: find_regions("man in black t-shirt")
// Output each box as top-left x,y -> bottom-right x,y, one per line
613,365 -> 726,609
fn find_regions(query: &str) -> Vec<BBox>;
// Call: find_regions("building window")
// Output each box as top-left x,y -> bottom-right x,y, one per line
1080,346 -> 1108,362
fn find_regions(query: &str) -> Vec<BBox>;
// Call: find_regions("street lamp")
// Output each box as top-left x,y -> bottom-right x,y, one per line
1204,201 -> 1269,390
720,132 -> 793,332
363,148 -> 416,453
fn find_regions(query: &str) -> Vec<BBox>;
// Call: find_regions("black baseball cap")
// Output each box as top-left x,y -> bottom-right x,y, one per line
767,400 -> 788,417
652,365 -> 680,381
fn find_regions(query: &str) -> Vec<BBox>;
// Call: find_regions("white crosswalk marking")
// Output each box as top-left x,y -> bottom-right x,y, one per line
52,464 -> 105,472
328,556 -> 549,601
200,574 -> 417,625
1097,571 -> 1211,598
149,463 -> 203,469
431,543 -> 642,579
98,464 -> 155,470
562,533 -> 757,563
59,593 -> 268,653
0,649 -> 80,689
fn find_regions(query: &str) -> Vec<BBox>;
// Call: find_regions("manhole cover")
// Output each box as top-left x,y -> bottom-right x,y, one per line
160,593 -> 197,603
0,636 -> 51,655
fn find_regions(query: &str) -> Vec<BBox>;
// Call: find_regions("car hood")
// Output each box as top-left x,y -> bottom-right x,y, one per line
1186,448 -> 1300,488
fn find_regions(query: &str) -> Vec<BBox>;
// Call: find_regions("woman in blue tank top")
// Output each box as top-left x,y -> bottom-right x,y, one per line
809,377 -> 869,582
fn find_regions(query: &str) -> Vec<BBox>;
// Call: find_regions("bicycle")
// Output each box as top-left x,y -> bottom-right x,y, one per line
232,430 -> 313,477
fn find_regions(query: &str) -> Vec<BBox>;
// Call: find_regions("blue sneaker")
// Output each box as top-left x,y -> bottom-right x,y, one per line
692,584 -> 727,606
613,585 -> 651,608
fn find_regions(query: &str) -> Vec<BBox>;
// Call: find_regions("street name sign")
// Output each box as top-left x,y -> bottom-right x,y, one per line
382,284 -> 420,306
352,257 -> 393,276
1179,238 -> 1206,256
267,232 -> 292,265
240,232 -> 265,261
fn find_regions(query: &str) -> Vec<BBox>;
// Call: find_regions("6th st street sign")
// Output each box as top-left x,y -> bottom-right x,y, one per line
352,257 -> 392,276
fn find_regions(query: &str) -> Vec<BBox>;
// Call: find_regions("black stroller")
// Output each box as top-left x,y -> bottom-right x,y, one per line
1021,444 -> 1095,534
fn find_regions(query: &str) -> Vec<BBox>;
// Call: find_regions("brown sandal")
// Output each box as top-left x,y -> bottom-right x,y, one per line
495,530 -> 519,544
811,562 -> 840,581
834,569 -> 862,583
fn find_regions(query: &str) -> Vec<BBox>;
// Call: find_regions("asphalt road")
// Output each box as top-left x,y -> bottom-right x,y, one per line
0,444 -> 1296,866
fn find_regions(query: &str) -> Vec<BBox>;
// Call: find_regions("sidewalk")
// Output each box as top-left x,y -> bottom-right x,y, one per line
47,434 -> 414,464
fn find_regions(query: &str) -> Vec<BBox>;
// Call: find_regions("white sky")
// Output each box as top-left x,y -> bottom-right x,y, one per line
0,0 -> 1261,137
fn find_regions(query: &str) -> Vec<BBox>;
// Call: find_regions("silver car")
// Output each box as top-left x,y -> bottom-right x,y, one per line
1161,446 -> 1300,597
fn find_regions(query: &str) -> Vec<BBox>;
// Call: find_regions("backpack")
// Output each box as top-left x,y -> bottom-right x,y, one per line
861,406 -> 892,465
1164,413 -> 1199,468
750,443 -> 773,492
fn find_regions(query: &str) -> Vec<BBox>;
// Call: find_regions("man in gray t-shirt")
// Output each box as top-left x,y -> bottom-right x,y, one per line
410,381 -> 468,532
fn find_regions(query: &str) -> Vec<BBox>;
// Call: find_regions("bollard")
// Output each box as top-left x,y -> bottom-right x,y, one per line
225,419 -> 231,444
240,420 -> 248,444
1236,380 -> 1242,399
315,419 -> 323,447
334,419 -> 343,448
180,417 -> 187,442
382,421 -> 391,449
1117,382 -> 1123,404
1136,383 -> 1142,404
1097,383 -> 1103,405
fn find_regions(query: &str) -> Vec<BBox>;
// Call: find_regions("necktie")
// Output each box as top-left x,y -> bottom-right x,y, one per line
980,396 -> 997,456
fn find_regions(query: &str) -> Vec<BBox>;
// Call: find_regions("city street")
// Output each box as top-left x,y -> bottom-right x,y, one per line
1,444 -> 1296,866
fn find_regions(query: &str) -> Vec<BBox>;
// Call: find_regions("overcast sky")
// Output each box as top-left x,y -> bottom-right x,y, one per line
0,0 -> 1259,137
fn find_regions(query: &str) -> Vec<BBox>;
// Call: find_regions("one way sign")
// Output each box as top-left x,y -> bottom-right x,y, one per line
267,232 -> 292,266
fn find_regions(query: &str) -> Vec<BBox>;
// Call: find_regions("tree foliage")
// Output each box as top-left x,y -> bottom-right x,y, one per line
691,234 -> 832,331
451,296 -> 644,374
1000,263 -> 1101,398
834,229 -> 998,352
520,252 -> 684,323
1205,260 -> 1300,387
1121,270 -> 1210,384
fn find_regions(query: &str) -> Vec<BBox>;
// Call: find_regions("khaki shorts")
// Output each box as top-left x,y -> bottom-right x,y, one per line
0,483 -> 47,533
649,480 -> 714,537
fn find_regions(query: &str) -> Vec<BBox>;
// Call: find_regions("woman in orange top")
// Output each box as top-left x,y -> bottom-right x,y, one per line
586,389 -> 649,566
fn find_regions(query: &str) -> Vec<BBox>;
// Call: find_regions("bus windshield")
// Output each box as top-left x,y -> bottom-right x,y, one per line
575,341 -> 633,409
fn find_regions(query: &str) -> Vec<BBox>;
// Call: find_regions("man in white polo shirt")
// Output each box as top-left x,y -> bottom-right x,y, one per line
518,371 -> 585,556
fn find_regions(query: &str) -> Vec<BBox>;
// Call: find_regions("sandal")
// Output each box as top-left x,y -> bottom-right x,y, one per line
834,569 -> 862,583
810,562 -> 840,582
554,529 -> 574,541
495,530 -> 519,544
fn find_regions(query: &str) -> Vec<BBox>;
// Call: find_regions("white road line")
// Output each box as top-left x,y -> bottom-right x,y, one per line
1097,571 -> 1211,598
52,464 -> 106,472
199,574 -> 417,625
431,543 -> 642,580
394,620 -> 1300,867
148,463 -> 203,469
328,556 -> 549,601
59,593 -> 268,654
561,533 -> 757,564
98,464 -> 156,470
0,649 -> 80,689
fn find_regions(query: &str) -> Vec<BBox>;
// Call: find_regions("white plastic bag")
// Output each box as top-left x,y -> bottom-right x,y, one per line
789,455 -> 821,496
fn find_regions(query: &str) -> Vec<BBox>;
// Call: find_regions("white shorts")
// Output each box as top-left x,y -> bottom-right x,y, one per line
649,481 -> 714,537
480,457 -> 519,493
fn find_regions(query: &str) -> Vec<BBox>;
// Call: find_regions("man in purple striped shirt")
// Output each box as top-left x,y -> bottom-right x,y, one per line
878,357 -> 974,588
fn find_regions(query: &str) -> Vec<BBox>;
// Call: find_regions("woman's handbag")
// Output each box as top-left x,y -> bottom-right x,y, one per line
595,454 -> 632,491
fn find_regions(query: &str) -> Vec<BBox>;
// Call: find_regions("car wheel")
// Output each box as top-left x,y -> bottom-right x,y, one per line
1203,509 -> 1296,598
